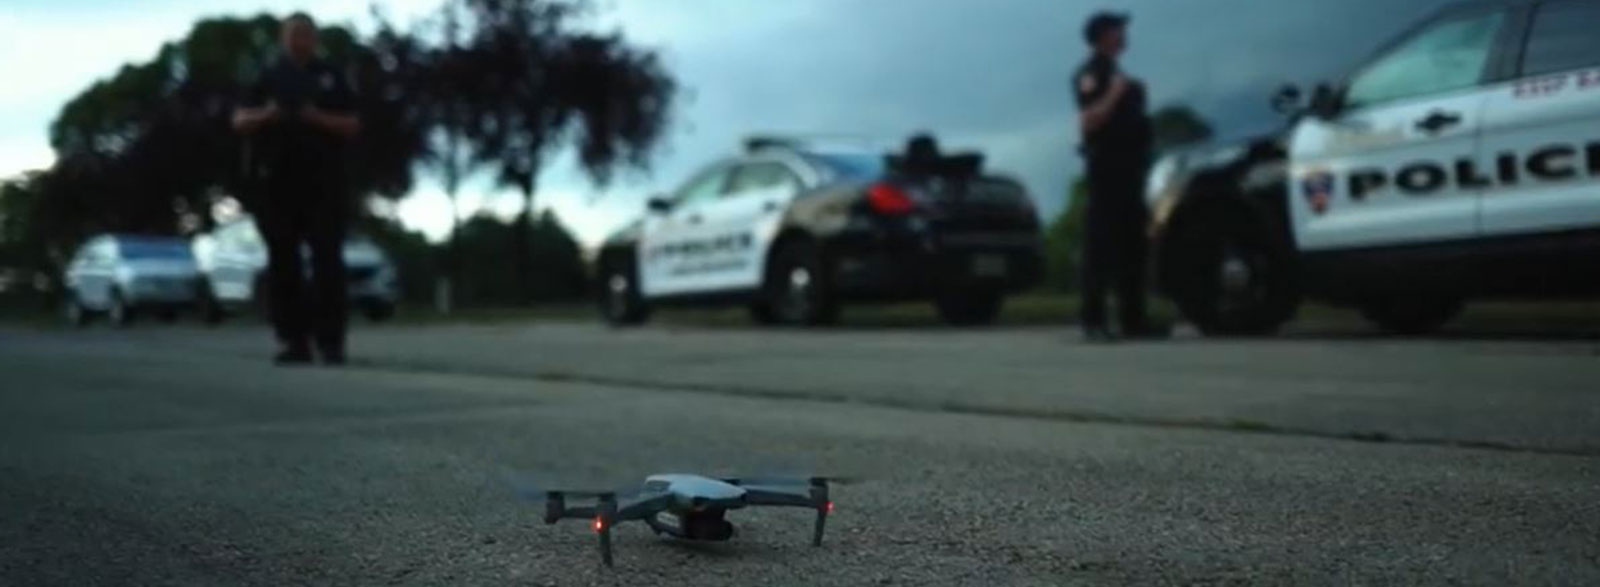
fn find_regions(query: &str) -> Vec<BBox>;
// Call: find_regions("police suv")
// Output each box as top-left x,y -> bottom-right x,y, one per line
1146,0 -> 1600,335
595,136 -> 1044,326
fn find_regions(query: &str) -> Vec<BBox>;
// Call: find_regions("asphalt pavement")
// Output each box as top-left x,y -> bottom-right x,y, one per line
1,321 -> 1597,585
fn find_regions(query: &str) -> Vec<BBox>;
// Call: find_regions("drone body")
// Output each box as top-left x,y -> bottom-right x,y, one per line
531,473 -> 835,566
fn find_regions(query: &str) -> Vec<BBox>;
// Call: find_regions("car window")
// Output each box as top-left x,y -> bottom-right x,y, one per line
725,162 -> 800,196
91,239 -> 114,264
71,243 -> 95,266
805,153 -> 885,180
672,164 -> 732,206
118,239 -> 192,260
1343,11 -> 1506,109
1521,1 -> 1600,76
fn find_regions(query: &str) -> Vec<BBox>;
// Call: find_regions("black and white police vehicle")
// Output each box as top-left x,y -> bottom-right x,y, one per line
1146,0 -> 1600,335
595,135 -> 1044,326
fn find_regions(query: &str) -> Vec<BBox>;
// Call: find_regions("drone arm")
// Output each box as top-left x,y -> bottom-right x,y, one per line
614,494 -> 673,520
741,485 -> 832,547
741,489 -> 819,508
541,494 -> 597,524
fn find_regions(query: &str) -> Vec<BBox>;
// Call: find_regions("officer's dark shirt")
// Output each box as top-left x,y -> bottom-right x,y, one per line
241,57 -> 355,184
1074,55 -> 1153,163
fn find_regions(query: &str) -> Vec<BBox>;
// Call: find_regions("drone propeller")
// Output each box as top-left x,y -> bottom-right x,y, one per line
727,475 -> 861,488
503,472 -> 642,503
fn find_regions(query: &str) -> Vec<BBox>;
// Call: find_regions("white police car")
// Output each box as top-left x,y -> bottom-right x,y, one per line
1147,0 -> 1600,335
595,135 -> 1044,326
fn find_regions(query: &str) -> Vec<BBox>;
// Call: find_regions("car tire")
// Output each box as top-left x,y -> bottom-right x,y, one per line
1165,204 -> 1299,337
935,289 -> 1004,326
107,288 -> 134,328
252,274 -> 272,321
62,291 -> 91,328
764,239 -> 838,327
598,256 -> 650,327
1360,297 -> 1462,335
363,301 -> 396,323
747,302 -> 779,325
196,280 -> 225,325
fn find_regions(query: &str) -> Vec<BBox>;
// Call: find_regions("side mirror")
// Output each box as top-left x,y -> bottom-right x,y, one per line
646,195 -> 673,214
1270,84 -> 1303,115
1307,83 -> 1340,119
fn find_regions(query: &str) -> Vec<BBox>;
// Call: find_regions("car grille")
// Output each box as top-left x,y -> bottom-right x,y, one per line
939,232 -> 1041,248
347,266 -> 378,282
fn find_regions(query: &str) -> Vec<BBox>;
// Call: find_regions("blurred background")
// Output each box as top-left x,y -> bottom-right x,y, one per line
0,0 -> 1460,317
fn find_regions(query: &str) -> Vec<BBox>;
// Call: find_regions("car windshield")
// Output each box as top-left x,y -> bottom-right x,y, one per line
118,239 -> 193,260
806,152 -> 885,180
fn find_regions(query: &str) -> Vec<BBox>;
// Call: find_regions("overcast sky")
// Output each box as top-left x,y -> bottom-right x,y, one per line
0,0 -> 1456,245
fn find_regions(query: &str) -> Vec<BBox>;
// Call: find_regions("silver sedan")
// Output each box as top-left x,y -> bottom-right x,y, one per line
62,234 -> 204,326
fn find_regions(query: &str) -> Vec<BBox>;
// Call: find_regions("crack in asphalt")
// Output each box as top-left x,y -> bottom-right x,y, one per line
344,357 -> 1600,460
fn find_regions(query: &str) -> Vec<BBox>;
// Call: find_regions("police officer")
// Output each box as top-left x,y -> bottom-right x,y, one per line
1074,11 -> 1160,342
232,13 -> 361,365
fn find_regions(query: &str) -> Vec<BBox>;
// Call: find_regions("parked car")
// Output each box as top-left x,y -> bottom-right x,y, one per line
193,217 -> 399,322
594,134 -> 1044,327
1146,0 -> 1600,336
62,234 -> 205,326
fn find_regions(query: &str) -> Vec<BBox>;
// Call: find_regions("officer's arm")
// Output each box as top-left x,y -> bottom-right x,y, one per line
232,105 -> 279,135
1078,75 -> 1128,135
301,107 -> 361,139
232,75 -> 277,135
301,69 -> 361,139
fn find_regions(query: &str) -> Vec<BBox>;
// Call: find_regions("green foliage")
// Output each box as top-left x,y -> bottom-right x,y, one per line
9,4 -> 676,309
452,211 -> 589,304
1150,104 -> 1214,153
1043,178 -> 1089,293
354,214 -> 438,303
352,210 -> 588,306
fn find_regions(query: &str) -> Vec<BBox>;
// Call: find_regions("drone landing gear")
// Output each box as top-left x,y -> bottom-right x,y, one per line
810,480 -> 830,547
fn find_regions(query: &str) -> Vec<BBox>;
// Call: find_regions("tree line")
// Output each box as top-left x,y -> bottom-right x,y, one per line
0,0 -> 676,306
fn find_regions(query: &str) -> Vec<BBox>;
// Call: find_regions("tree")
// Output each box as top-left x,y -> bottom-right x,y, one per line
1150,104 -> 1215,153
1043,177 -> 1089,293
45,15 -> 432,237
449,211 -> 587,305
448,0 -> 676,303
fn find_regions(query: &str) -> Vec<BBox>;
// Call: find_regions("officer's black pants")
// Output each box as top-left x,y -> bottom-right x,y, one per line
1080,159 -> 1150,332
256,176 -> 348,352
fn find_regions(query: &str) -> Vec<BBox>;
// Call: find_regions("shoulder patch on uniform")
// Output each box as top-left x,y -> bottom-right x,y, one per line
1078,74 -> 1097,94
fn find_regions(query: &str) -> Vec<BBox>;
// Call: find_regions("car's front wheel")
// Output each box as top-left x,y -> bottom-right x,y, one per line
935,288 -> 1004,326
363,301 -> 396,323
1165,204 -> 1299,336
62,291 -> 90,327
598,257 -> 650,327
764,239 -> 838,326
106,288 -> 134,328
1360,297 -> 1462,335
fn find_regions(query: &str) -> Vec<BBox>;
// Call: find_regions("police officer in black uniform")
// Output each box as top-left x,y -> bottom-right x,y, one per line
232,13 -> 361,365
1074,11 -> 1159,342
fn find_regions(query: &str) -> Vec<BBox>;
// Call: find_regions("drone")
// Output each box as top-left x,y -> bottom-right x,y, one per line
515,473 -> 839,566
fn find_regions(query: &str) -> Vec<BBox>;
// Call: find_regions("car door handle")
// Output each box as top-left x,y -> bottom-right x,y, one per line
685,213 -> 703,225
1415,110 -> 1463,133
762,201 -> 780,213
